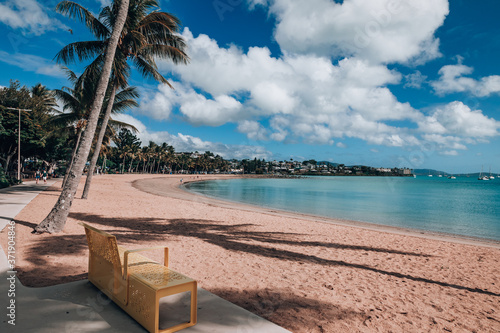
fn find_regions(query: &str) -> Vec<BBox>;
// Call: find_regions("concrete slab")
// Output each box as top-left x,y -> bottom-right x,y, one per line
0,180 -> 55,230
1,279 -> 289,332
0,182 -> 291,333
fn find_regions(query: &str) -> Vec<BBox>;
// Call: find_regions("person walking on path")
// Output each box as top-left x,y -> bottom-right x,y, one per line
42,170 -> 48,184
35,169 -> 41,184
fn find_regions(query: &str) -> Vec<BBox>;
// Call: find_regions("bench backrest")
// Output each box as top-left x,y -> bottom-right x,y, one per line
80,223 -> 123,296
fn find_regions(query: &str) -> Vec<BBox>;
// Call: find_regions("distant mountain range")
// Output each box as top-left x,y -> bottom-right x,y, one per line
413,169 -> 500,177
317,161 -> 339,167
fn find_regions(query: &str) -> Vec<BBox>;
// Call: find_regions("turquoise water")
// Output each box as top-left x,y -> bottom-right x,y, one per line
185,176 -> 500,241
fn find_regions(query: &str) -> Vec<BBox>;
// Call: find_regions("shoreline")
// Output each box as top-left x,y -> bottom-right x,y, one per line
134,175 -> 500,249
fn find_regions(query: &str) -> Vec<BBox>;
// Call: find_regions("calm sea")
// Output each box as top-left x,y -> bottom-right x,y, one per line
185,176 -> 500,241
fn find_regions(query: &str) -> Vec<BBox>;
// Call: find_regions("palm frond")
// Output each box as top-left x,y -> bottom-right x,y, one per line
109,118 -> 139,133
111,99 -> 139,114
120,30 -> 147,56
48,111 -> 81,128
111,59 -> 131,88
139,11 -> 182,33
59,66 -> 78,84
114,86 -> 140,101
56,1 -> 110,39
133,55 -> 171,87
141,43 -> 188,64
53,89 -> 79,110
54,40 -> 106,64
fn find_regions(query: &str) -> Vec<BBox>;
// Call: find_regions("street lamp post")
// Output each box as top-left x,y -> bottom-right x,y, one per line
6,107 -> 32,182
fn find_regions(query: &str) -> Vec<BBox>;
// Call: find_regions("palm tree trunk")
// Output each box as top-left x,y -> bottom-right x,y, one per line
81,85 -> 117,199
35,0 -> 130,234
62,127 -> 83,188
102,155 -> 106,172
4,149 -> 16,174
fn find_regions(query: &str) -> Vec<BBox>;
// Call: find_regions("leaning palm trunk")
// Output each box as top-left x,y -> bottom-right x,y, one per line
129,158 -> 134,173
102,155 -> 106,172
81,85 -> 117,199
35,0 -> 129,234
62,126 -> 83,188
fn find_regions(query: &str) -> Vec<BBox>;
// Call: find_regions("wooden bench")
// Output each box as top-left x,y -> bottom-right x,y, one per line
79,223 -> 197,333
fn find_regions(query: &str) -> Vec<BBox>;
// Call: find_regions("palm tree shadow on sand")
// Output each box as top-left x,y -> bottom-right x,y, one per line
47,212 -> 500,298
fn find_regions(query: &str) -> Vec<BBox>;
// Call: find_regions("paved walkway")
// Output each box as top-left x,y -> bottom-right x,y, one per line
0,181 -> 290,333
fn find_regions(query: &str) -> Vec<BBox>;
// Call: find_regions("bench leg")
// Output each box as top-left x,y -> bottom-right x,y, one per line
156,281 -> 197,333
190,281 -> 197,326
125,275 -> 197,333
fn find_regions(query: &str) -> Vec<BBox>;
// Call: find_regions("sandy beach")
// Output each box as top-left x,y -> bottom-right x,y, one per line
2,174 -> 499,332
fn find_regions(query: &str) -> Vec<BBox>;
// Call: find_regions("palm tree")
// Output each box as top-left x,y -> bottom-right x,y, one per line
53,0 -> 188,198
52,69 -> 138,187
31,84 -> 58,117
119,145 -> 129,174
51,69 -> 94,188
145,141 -> 158,173
98,136 -> 111,173
164,144 -> 175,174
35,0 -> 130,234
139,146 -> 148,173
156,142 -> 169,173
128,143 -> 140,172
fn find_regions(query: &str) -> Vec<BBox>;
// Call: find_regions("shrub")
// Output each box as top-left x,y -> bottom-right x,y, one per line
0,165 -> 22,188
0,165 -> 10,188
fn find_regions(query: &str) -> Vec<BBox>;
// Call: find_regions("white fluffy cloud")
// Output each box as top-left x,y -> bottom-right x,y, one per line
0,0 -> 67,35
404,70 -> 427,89
419,101 -> 499,138
158,31 -> 290,96
415,101 -> 500,151
432,63 -> 500,97
251,0 -> 448,64
0,50 -> 66,78
138,81 -> 243,126
138,85 -> 175,121
180,94 -> 242,126
237,120 -> 269,141
156,28 -> 421,147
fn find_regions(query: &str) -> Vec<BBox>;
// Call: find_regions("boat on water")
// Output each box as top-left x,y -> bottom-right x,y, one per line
478,166 -> 489,180
448,176 -> 456,179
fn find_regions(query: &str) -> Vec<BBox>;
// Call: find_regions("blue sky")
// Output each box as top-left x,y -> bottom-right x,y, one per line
1,0 -> 499,173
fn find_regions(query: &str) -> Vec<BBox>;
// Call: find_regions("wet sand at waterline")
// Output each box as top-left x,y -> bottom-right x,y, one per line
2,174 -> 499,332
